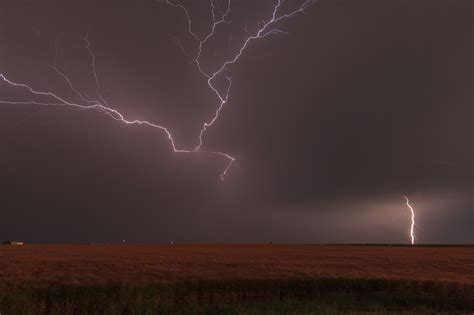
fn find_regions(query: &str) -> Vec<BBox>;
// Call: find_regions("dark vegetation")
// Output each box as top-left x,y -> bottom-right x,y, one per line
1,245 -> 473,314
1,278 -> 473,314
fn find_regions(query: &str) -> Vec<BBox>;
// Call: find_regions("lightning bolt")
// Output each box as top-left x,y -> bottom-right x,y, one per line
0,0 -> 313,180
162,0 -> 313,151
403,196 -> 416,245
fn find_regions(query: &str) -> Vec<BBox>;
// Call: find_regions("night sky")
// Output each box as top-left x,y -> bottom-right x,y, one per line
0,0 -> 472,243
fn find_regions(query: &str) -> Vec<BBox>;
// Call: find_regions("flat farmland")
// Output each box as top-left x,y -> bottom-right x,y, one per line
1,244 -> 473,314
1,244 -> 473,286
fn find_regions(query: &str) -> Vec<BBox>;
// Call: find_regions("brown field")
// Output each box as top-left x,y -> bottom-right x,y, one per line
1,244 -> 473,288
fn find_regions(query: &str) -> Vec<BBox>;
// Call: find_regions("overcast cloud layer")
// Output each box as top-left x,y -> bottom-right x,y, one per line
0,0 -> 472,243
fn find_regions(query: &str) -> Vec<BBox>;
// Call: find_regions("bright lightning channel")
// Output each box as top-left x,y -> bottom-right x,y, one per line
0,0 -> 314,180
403,196 -> 415,245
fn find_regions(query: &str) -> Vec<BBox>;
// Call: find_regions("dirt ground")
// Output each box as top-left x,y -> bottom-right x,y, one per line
1,244 -> 473,287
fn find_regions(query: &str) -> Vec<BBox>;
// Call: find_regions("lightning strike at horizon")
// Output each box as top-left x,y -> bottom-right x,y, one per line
0,0 -> 313,180
404,196 -> 416,245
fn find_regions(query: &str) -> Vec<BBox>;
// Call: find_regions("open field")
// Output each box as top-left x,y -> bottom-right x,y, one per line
1,244 -> 473,314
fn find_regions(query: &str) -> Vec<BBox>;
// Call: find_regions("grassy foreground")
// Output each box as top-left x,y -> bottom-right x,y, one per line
1,278 -> 473,314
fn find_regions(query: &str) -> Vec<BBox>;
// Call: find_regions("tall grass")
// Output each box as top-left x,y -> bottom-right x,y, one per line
1,278 -> 472,314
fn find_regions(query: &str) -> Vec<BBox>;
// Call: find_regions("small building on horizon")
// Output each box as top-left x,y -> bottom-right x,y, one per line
1,240 -> 24,245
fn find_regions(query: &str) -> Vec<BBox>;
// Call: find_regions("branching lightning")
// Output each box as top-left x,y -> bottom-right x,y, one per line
0,0 -> 313,180
403,196 -> 415,245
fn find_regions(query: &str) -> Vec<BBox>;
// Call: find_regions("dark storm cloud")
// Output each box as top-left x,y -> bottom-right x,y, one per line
0,0 -> 472,243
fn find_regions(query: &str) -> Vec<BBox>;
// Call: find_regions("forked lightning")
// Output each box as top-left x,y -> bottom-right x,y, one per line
0,0 -> 313,180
